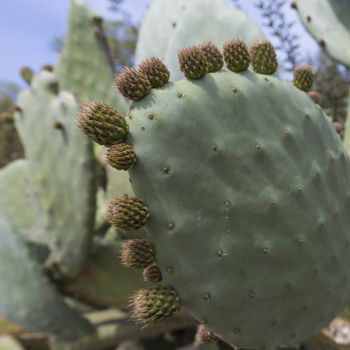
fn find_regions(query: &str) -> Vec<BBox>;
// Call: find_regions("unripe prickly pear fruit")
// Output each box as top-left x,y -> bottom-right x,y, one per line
308,91 -> 321,104
129,286 -> 181,326
143,263 -> 162,283
223,39 -> 250,73
107,195 -> 149,230
178,46 -> 208,79
20,66 -> 34,85
200,42 -> 224,73
115,68 -> 151,101
250,39 -> 278,74
293,65 -> 314,92
121,239 -> 155,269
105,143 -> 136,170
77,101 -> 128,146
138,57 -> 170,88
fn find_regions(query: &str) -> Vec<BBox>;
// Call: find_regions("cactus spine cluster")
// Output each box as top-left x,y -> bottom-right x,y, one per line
78,38 -> 350,349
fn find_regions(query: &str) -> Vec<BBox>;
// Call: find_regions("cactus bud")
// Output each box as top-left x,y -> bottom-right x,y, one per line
115,67 -> 151,101
130,286 -> 181,326
195,324 -> 218,344
138,57 -> 170,88
77,101 -> 128,146
42,64 -> 54,72
178,46 -> 208,79
250,40 -> 278,75
223,39 -> 251,73
105,143 -> 136,170
200,42 -> 223,73
333,122 -> 342,134
20,66 -> 34,85
308,91 -> 321,104
143,263 -> 162,283
121,239 -> 155,269
107,195 -> 150,230
293,65 -> 313,92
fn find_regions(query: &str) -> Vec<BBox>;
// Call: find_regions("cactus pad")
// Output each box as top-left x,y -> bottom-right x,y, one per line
124,44 -> 350,347
295,0 -> 350,67
0,160 -> 47,246
15,71 -> 97,276
0,215 -> 93,339
56,0 -> 127,111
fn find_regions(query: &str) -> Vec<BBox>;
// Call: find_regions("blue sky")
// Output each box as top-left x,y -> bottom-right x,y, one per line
0,0 -> 318,87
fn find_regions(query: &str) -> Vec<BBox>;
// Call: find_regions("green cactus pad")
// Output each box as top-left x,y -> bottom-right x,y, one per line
56,0 -> 127,112
15,71 -> 97,276
125,68 -> 350,347
295,0 -> 350,68
0,215 -> 93,339
163,0 -> 265,80
135,0 -> 187,64
0,160 -> 47,246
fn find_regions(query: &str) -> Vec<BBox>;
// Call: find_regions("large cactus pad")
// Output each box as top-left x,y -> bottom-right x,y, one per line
96,43 -> 350,348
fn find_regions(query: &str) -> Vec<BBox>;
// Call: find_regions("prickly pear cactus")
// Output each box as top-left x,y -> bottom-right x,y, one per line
79,40 -> 350,348
136,0 -> 265,80
0,214 -> 93,339
57,0 -> 127,112
15,71 -> 97,277
295,0 -> 350,68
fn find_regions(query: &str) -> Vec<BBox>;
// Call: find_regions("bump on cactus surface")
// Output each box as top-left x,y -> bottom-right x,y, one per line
178,46 -> 208,79
107,195 -> 150,230
138,57 -> 170,88
223,39 -> 250,73
105,143 -> 136,170
250,39 -> 278,74
121,239 -> 155,269
293,65 -> 314,92
195,324 -> 219,344
77,101 -> 128,146
200,42 -> 224,73
129,286 -> 181,327
143,263 -> 162,283
115,67 -> 151,101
